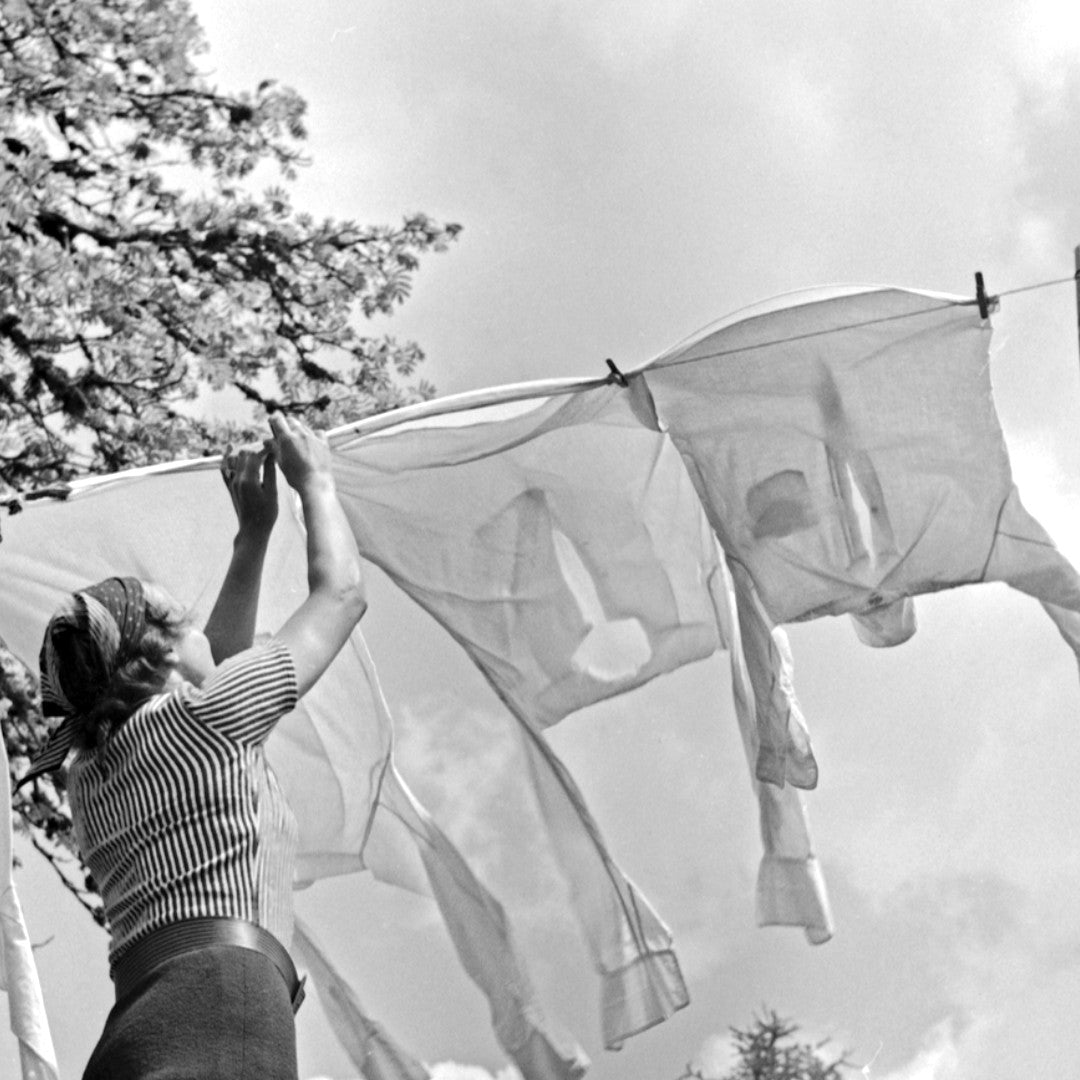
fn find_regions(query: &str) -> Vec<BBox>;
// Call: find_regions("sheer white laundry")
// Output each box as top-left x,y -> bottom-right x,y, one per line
5,285 -> 1080,1080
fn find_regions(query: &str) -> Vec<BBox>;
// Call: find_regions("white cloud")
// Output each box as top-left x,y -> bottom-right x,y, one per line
749,44 -> 843,167
306,1063 -> 522,1080
827,871 -> 1080,1080
430,1062 -> 522,1080
1015,0 -> 1080,70
1009,428 -> 1080,564
547,0 -> 705,73
873,1019 -> 961,1080
690,1030 -> 737,1079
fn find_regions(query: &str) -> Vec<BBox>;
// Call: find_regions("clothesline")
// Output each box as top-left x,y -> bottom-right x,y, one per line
652,271 -> 1080,373
649,297 -> 970,371
6,273 -> 1079,507
996,270 -> 1080,299
330,271 -> 1080,443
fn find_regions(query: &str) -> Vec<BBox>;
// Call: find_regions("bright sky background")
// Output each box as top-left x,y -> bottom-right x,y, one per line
7,2 -> 1080,1078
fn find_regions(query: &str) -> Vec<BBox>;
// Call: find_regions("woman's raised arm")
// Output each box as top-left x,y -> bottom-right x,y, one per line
268,414 -> 367,697
204,445 -> 279,664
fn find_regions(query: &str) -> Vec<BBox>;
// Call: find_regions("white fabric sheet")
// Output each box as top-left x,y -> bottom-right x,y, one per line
1,712 -> 60,1080
5,284 -> 1080,1075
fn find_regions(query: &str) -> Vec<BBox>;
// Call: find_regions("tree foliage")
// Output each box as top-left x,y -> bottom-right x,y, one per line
0,0 -> 460,498
678,1011 -> 852,1080
0,0 -> 459,918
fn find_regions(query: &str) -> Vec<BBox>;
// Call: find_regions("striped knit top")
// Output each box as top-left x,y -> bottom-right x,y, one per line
68,640 -> 300,972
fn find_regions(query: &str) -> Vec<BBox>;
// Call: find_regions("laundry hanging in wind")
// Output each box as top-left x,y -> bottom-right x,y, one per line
4,283 -> 1080,1080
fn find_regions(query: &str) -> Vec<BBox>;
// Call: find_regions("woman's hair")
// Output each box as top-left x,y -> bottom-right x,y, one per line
65,585 -> 191,751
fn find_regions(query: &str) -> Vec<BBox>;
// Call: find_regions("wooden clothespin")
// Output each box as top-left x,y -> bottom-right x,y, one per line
975,271 -> 991,319
605,358 -> 629,387
1073,245 -> 1080,365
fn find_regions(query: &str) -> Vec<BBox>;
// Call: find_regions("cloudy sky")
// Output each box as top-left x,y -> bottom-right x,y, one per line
7,2 -> 1080,1078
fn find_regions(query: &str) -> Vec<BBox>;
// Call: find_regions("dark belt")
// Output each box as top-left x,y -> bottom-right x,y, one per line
113,917 -> 306,1014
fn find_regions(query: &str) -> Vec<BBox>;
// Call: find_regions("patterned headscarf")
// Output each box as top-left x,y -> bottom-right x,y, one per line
18,577 -> 147,788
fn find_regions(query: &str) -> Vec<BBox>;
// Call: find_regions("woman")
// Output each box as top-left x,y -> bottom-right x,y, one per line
20,414 -> 366,1079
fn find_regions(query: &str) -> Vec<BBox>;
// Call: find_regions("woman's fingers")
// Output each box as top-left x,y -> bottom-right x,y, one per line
266,412 -> 332,492
219,440 -> 278,526
220,443 -> 236,485
269,413 -> 297,441
261,449 -> 278,492
240,448 -> 261,482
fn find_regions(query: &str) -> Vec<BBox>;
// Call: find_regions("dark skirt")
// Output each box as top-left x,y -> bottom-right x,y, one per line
83,945 -> 298,1080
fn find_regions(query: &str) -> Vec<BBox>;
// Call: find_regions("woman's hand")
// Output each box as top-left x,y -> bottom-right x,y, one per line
268,414 -> 334,495
221,443 -> 279,538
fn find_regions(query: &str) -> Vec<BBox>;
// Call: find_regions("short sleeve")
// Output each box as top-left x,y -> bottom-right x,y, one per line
180,639 -> 299,745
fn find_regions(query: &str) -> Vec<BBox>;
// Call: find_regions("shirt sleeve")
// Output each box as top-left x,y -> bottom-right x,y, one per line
180,639 -> 299,745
